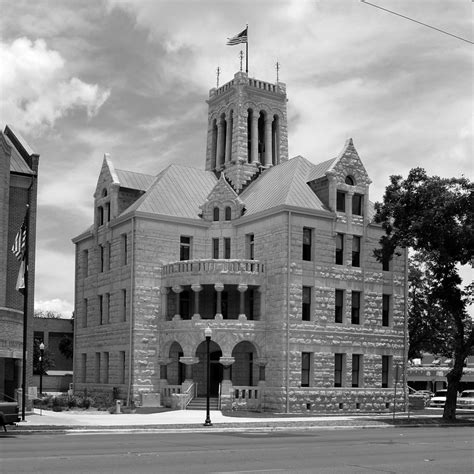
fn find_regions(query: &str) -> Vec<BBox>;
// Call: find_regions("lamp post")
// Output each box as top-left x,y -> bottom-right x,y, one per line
39,342 -> 45,395
204,327 -> 212,427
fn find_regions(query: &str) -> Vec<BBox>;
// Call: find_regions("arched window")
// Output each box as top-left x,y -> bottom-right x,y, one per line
345,176 -> 355,186
102,188 -> 108,197
225,206 -> 231,221
213,207 -> 220,221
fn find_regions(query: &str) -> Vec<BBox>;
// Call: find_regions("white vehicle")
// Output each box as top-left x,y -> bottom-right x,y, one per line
428,389 -> 447,408
457,390 -> 474,409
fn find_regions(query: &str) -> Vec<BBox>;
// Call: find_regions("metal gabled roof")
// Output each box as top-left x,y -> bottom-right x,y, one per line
115,168 -> 155,191
122,164 -> 217,219
306,157 -> 337,182
240,156 -> 328,215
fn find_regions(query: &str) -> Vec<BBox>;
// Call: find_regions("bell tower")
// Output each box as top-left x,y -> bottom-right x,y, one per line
205,71 -> 288,192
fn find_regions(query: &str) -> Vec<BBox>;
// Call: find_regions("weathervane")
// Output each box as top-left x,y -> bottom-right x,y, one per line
216,66 -> 220,88
276,61 -> 280,82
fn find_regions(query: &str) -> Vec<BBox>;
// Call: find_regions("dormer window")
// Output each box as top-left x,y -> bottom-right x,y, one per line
213,207 -> 220,221
352,194 -> 363,216
345,176 -> 355,186
336,191 -> 346,212
102,188 -> 108,197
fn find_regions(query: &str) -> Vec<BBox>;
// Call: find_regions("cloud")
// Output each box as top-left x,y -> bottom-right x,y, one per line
35,299 -> 74,318
0,37 -> 110,134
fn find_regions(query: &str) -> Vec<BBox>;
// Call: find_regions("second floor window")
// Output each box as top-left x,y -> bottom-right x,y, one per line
99,245 -> 104,272
180,236 -> 191,260
335,289 -> 344,323
301,352 -> 311,387
213,207 -> 220,221
382,355 -> 391,388
351,291 -> 361,324
382,294 -> 390,326
352,194 -> 363,216
225,206 -> 231,220
122,234 -> 128,266
352,236 -> 361,267
335,233 -> 344,265
303,227 -> 312,261
334,353 -> 344,387
224,237 -> 231,259
247,233 -> 254,260
336,191 -> 346,212
352,354 -> 361,387
302,286 -> 311,321
212,238 -> 219,259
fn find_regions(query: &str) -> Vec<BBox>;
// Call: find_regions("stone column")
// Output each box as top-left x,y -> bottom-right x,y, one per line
216,119 -> 225,169
237,283 -> 248,318
172,285 -> 183,319
264,115 -> 272,167
219,356 -> 235,411
179,356 -> 199,383
225,114 -> 232,163
161,287 -> 169,319
251,113 -> 259,164
191,284 -> 202,319
214,282 -> 224,318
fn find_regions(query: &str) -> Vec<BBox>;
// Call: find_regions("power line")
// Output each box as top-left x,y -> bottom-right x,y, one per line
361,0 -> 473,45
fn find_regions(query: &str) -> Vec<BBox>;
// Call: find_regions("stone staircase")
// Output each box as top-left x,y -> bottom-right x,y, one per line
186,397 -> 219,410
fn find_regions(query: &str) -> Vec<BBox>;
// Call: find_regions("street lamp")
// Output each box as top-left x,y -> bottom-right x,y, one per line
39,342 -> 45,395
204,327 -> 212,427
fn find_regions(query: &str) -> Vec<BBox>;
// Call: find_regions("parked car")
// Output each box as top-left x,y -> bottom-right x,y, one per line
428,389 -> 447,408
0,394 -> 20,431
457,390 -> 474,409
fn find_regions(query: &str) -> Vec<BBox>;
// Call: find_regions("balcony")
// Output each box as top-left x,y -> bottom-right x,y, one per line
162,259 -> 264,287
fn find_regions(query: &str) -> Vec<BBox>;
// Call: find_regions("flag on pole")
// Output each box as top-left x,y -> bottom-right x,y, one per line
227,27 -> 248,45
12,220 -> 27,293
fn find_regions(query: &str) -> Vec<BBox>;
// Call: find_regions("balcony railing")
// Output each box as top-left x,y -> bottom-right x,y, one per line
162,259 -> 264,276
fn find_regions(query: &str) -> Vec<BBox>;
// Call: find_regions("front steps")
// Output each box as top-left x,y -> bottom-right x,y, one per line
187,397 -> 219,410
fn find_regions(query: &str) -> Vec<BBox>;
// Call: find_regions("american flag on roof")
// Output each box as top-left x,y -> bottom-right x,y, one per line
12,221 -> 26,260
227,27 -> 247,45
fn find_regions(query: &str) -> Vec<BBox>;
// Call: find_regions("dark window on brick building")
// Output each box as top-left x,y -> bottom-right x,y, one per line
122,234 -> 128,266
302,286 -> 311,321
303,227 -> 312,261
336,191 -> 346,212
352,236 -> 361,267
351,291 -> 360,324
335,289 -> 344,323
180,236 -> 191,260
180,290 -> 191,319
99,245 -> 104,272
247,233 -> 254,260
335,233 -> 344,265
382,294 -> 390,326
225,206 -> 231,220
213,207 -> 220,221
334,353 -> 344,387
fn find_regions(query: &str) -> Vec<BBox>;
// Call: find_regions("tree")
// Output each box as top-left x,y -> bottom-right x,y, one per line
374,168 -> 473,421
33,338 -> 55,375
58,335 -> 73,359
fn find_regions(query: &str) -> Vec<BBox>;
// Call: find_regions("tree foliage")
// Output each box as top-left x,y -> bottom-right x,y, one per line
375,168 -> 473,421
33,338 -> 55,375
58,335 -> 73,359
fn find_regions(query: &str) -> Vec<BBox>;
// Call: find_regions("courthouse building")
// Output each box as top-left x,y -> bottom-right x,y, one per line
73,70 -> 407,412
0,125 -> 39,403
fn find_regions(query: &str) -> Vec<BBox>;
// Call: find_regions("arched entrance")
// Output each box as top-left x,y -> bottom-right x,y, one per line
196,340 -> 223,397
232,341 -> 258,386
168,341 -> 185,385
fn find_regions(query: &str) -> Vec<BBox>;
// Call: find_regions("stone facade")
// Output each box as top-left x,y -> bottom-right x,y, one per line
0,126 -> 39,407
73,72 -> 407,413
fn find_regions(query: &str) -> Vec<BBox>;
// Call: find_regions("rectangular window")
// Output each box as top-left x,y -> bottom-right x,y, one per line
336,191 -> 346,212
106,202 -> 110,222
122,289 -> 127,322
302,227 -> 312,261
351,291 -> 361,324
247,289 -> 255,320
95,352 -> 101,383
180,236 -> 191,260
382,294 -> 390,326
212,238 -> 219,259
83,249 -> 89,277
180,290 -> 190,319
382,255 -> 391,271
105,293 -> 110,324
122,233 -> 128,266
103,352 -> 109,384
302,286 -> 311,321
301,352 -> 311,387
382,355 -> 391,388
81,353 -> 87,383
99,244 -> 104,272
99,295 -> 104,325
352,236 -> 361,267
98,206 -> 104,226
224,237 -> 231,259
352,194 -> 363,216
247,233 -> 254,260
352,354 -> 361,387
106,242 -> 111,271
334,353 -> 345,387
335,233 -> 344,265
119,351 -> 126,384
335,289 -> 344,323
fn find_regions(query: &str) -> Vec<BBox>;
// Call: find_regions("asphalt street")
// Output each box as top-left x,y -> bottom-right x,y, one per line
1,426 -> 473,473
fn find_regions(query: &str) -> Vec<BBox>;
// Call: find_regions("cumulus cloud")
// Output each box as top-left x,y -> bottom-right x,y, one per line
35,299 -> 74,318
0,37 -> 110,134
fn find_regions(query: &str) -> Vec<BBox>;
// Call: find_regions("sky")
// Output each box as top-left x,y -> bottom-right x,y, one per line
0,0 -> 472,317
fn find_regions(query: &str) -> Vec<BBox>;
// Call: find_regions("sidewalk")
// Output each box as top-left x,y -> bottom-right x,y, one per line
8,408 -> 474,433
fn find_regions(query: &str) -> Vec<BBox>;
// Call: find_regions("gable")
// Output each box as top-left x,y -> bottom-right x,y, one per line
200,174 -> 244,221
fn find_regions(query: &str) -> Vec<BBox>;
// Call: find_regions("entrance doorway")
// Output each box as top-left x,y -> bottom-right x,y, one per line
210,350 -> 223,396
196,341 -> 223,397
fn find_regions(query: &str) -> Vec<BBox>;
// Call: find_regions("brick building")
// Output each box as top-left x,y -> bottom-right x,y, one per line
73,71 -> 407,412
0,125 -> 39,404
